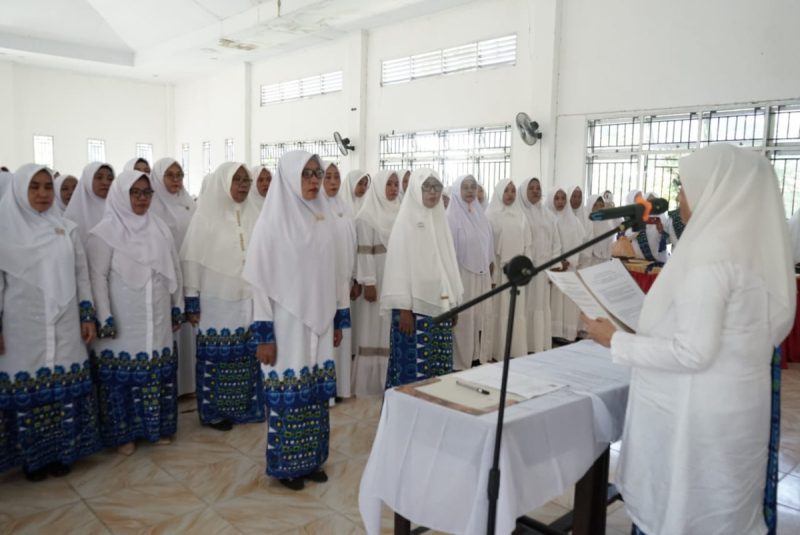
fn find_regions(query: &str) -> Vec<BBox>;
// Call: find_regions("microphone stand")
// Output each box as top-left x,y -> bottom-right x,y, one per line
432,215 -> 640,535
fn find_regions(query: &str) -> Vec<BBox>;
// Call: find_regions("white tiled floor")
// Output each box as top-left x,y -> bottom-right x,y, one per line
1,365 -> 799,534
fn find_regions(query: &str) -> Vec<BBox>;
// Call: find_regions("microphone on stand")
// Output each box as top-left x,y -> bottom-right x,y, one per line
589,197 -> 669,222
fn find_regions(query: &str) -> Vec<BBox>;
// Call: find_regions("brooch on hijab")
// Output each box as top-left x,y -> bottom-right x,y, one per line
315,214 -> 325,221
55,228 -> 65,235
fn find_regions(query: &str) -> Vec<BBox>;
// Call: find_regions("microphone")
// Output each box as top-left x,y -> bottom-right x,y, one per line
589,197 -> 668,222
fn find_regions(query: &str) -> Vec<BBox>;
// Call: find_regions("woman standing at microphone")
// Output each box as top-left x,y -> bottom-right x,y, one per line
583,144 -> 794,534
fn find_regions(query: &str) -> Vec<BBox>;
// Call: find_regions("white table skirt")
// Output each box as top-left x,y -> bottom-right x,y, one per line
359,341 -> 630,535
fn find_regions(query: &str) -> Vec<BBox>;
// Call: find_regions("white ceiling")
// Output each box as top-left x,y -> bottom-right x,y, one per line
0,0 -> 476,82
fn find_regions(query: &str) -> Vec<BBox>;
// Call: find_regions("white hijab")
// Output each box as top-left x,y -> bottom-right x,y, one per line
447,174 -> 494,273
569,185 -> 587,224
248,164 -> 270,212
243,151 -> 336,336
355,169 -> 401,247
150,157 -> 196,247
517,177 -> 557,264
547,186 -> 585,264
381,169 -> 463,317
180,162 -> 258,301
638,144 -> 795,344
90,170 -> 178,293
123,158 -> 149,172
486,178 -> 528,264
0,164 -> 77,322
789,208 -> 800,265
585,193 -> 614,260
323,162 -> 357,288
345,169 -> 369,214
63,161 -> 114,245
0,170 -> 12,199
53,173 -> 77,213
602,190 -> 616,208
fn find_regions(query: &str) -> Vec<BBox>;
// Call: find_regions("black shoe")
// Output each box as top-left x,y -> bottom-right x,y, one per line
207,419 -> 233,431
471,359 -> 481,368
279,477 -> 305,491
47,462 -> 71,477
303,469 -> 328,483
23,467 -> 48,482
335,396 -> 344,403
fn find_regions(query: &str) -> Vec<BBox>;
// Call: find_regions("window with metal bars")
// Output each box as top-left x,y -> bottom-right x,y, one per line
135,143 -> 153,164
224,138 -> 235,161
381,34 -> 517,86
202,141 -> 211,175
260,71 -> 343,106
87,138 -> 106,163
181,143 -> 189,176
586,102 -> 800,215
33,135 -> 54,169
258,140 -> 341,170
379,125 -> 511,198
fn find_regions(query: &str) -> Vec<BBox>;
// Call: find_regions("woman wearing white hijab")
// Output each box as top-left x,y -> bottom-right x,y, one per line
248,164 -> 272,211
447,174 -> 494,369
345,169 -> 370,214
518,177 -> 560,353
400,169 -> 412,194
582,194 -> 614,267
123,158 -> 151,174
63,161 -> 114,245
0,164 -> 101,481
87,169 -> 183,456
150,157 -> 196,395
322,161 -> 356,400
150,158 -> 195,248
180,162 -> 265,431
243,150 -> 345,491
624,189 -> 670,264
382,169 -> 463,387
442,185 -> 452,209
0,170 -> 12,198
548,186 -> 585,342
486,179 -> 532,359
352,169 -> 401,396
53,173 -> 78,213
584,144 -> 795,535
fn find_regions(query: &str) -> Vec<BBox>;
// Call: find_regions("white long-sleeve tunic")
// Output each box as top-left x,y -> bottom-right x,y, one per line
611,262 -> 773,535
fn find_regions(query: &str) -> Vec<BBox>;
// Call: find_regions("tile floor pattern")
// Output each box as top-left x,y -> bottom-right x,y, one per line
1,365 -> 799,534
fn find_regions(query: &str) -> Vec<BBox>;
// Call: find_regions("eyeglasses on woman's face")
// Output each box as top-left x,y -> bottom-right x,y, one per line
421,182 -> 443,193
129,188 -> 155,199
302,168 -> 324,180
231,175 -> 252,186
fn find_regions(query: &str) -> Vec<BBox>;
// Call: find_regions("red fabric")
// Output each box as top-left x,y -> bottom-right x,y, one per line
779,278 -> 800,368
628,271 -> 658,294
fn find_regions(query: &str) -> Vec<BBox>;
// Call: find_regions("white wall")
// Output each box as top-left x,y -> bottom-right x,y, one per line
365,0 -> 560,185
0,61 -> 170,176
553,0 -> 800,186
173,63 -> 248,194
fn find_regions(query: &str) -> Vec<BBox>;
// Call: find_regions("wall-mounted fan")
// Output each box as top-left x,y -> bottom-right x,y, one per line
333,131 -> 355,156
515,112 -> 542,145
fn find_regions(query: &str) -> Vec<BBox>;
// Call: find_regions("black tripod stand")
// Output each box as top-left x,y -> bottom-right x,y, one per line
432,215 -> 639,535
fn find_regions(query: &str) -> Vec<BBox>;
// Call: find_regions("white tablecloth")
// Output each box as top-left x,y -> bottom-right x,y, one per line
358,341 -> 631,535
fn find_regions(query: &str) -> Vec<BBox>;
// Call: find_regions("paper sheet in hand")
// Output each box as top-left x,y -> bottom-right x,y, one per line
456,364 -> 566,400
546,258 -> 644,332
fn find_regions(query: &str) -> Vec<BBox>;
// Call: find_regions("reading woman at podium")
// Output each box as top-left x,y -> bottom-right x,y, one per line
584,144 -> 795,534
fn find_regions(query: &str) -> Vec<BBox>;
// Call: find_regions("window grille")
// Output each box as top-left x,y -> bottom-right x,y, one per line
33,135 -> 54,169
87,139 -> 105,163
260,71 -> 343,105
381,35 -> 516,86
379,125 -> 511,198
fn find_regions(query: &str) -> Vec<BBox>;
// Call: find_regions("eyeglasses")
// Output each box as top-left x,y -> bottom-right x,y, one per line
232,176 -> 252,186
164,171 -> 184,181
129,188 -> 155,199
302,168 -> 324,179
421,183 -> 443,193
